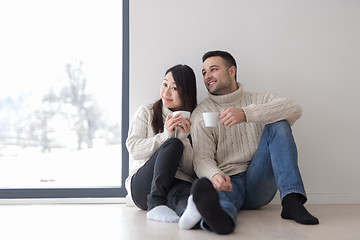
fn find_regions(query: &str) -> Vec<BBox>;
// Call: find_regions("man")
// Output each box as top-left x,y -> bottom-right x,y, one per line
178,50 -> 319,234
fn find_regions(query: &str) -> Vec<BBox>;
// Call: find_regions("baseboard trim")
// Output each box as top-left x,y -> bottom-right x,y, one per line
1,193 -> 359,205
270,192 -> 360,205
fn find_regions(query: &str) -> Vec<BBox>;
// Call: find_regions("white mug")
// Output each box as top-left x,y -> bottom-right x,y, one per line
203,112 -> 219,127
173,111 -> 191,119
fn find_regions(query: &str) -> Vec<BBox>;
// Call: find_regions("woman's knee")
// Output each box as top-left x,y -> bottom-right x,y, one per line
157,138 -> 184,166
163,138 -> 184,152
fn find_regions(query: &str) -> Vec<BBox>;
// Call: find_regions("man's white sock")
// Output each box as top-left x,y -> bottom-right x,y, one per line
146,205 -> 180,222
178,195 -> 202,229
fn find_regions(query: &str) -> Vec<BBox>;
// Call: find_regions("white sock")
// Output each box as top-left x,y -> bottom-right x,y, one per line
147,205 -> 180,223
178,195 -> 202,230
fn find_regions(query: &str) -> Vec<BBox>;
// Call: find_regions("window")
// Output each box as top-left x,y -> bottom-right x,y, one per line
0,0 -> 129,198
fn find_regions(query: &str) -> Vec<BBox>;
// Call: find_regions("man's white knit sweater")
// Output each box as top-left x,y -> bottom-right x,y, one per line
191,83 -> 302,180
125,104 -> 196,202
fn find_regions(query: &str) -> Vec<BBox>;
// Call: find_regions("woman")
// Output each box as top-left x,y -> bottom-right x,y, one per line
125,64 -> 197,222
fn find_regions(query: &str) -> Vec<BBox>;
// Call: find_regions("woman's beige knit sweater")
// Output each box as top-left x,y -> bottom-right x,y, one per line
125,104 -> 196,201
191,83 -> 302,180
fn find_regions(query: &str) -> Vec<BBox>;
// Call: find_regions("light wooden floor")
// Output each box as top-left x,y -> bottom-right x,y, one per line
1,203 -> 360,240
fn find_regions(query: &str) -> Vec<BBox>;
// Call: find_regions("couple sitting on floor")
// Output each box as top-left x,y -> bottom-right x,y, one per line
125,50 -> 319,235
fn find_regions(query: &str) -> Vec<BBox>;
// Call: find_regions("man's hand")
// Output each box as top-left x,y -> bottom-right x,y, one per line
211,173 -> 232,192
220,108 -> 247,127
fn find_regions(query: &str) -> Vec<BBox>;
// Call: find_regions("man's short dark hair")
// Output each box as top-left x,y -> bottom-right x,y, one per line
202,50 -> 237,80
202,50 -> 237,70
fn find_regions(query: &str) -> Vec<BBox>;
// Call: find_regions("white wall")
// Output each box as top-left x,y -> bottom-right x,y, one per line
130,0 -> 360,204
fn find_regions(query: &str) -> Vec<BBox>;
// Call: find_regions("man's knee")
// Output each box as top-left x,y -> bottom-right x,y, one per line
265,120 -> 292,135
268,120 -> 290,128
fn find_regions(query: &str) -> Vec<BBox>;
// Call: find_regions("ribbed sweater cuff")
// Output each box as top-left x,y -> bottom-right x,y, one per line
162,128 -> 175,139
242,106 -> 253,123
175,131 -> 189,140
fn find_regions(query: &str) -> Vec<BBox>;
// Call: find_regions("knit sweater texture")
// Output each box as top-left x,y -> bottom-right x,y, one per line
125,104 -> 196,202
191,83 -> 302,180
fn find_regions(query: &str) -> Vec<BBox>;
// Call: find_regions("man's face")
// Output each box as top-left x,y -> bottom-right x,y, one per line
202,56 -> 236,95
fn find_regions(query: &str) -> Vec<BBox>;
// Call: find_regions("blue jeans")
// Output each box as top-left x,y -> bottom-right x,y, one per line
201,120 -> 307,229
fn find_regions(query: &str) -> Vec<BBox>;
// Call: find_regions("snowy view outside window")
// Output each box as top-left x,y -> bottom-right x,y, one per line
0,0 -> 123,188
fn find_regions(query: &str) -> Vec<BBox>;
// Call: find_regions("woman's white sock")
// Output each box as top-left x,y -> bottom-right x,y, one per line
146,205 -> 180,222
178,195 -> 202,229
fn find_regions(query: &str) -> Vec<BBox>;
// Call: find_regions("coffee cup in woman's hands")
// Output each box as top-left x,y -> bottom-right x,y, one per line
173,111 -> 191,119
173,111 -> 190,126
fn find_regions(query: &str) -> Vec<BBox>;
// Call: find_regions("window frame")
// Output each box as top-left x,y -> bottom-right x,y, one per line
0,0 -> 129,200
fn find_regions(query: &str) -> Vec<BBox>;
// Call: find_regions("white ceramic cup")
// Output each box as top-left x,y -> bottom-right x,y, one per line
203,112 -> 219,127
173,111 -> 191,119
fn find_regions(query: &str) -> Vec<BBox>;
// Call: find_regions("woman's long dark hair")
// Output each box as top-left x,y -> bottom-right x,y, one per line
152,64 -> 197,134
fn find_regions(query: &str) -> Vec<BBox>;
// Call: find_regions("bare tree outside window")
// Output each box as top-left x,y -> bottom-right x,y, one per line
1,60 -> 121,153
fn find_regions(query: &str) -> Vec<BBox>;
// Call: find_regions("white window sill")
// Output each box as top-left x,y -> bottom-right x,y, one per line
0,197 -> 126,205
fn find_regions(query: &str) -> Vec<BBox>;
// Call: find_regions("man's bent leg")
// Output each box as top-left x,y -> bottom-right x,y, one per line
242,126 -> 278,209
245,120 -> 305,206
264,120 -> 306,200
244,120 -> 318,224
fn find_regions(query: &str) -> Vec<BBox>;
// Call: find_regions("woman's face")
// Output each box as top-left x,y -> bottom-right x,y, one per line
160,72 -> 182,110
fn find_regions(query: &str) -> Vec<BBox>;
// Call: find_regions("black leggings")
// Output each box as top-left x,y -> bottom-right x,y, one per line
130,138 -> 192,216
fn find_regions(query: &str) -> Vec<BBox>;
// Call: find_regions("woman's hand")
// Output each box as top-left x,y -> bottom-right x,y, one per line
164,113 -> 191,134
176,116 -> 191,134
164,114 -> 182,132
